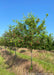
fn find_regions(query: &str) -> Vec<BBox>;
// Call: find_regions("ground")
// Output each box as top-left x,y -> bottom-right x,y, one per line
0,46 -> 54,75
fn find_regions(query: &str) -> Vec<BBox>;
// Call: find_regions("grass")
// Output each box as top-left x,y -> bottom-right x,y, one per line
1,46 -> 54,73
0,54 -> 15,75
7,48 -> 54,73
35,52 -> 54,64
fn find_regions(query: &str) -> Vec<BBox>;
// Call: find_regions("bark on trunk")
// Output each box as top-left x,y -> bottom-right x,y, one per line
15,47 -> 16,57
31,49 -> 32,67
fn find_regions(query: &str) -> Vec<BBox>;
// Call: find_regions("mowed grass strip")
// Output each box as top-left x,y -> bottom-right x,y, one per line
0,55 -> 15,75
7,48 -> 54,73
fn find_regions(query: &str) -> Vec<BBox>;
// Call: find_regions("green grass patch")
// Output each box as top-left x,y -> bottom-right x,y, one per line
7,49 -> 54,73
0,55 -> 15,75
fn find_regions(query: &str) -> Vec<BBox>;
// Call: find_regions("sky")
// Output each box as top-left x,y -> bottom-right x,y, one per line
0,0 -> 54,37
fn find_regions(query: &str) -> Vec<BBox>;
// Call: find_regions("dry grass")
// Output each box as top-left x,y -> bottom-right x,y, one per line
0,47 -> 44,75
17,48 -> 54,64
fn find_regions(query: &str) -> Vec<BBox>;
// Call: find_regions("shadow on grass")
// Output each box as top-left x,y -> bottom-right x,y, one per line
20,50 -> 26,53
0,47 -> 3,50
1,50 -> 28,69
1,50 -> 44,73
25,63 -> 44,73
1,50 -> 12,55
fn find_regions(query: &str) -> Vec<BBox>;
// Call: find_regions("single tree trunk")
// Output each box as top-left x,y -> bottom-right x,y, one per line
10,46 -> 12,54
9,47 -> 10,54
15,47 -> 16,57
31,49 -> 32,68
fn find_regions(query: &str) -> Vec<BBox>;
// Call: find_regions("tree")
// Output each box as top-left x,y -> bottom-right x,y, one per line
46,34 -> 54,50
13,13 -> 48,70
0,13 -> 49,70
52,40 -> 54,50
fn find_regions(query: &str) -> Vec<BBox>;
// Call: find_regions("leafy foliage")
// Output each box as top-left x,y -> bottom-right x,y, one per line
0,13 -> 54,50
